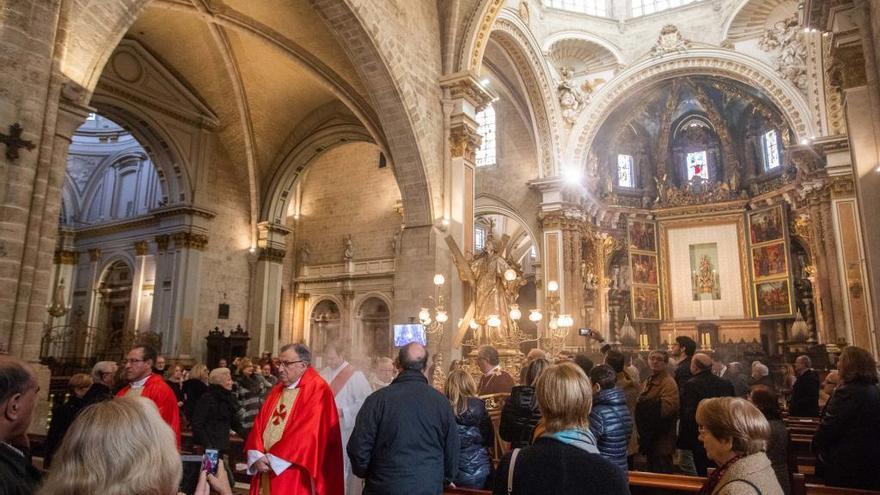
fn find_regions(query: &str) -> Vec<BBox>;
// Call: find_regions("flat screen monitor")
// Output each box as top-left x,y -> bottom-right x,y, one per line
393,324 -> 427,347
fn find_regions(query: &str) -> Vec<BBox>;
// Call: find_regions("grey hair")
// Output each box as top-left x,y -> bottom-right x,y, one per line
753,362 -> 769,377
796,355 -> 812,368
280,343 -> 311,364
91,361 -> 117,382
208,367 -> 231,385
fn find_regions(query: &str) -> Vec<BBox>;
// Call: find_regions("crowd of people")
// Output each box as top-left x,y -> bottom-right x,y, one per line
1,336 -> 879,495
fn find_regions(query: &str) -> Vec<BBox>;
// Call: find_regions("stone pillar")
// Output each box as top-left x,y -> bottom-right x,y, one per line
168,232 -> 207,359
250,221 -> 290,355
438,72 -> 494,358
128,240 -> 149,333
85,248 -> 103,329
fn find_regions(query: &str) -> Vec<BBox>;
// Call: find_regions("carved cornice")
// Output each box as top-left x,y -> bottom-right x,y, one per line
653,199 -> 750,219
440,72 -> 495,112
539,208 -> 588,230
134,240 -> 149,256
449,123 -> 482,162
829,176 -> 855,197
54,250 -> 78,265
258,247 -> 286,263
155,234 -> 170,252
172,232 -> 208,251
71,205 -> 216,240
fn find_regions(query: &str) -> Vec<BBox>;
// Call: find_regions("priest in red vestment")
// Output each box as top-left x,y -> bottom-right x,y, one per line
116,345 -> 181,448
245,343 -> 343,495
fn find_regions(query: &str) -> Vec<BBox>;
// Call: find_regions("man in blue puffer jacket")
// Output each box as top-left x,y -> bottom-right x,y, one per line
588,364 -> 633,471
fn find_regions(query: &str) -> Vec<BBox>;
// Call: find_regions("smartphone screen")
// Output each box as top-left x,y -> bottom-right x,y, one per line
202,449 -> 219,476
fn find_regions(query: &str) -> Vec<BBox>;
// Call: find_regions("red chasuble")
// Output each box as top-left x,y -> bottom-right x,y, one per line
245,366 -> 343,495
116,374 -> 181,448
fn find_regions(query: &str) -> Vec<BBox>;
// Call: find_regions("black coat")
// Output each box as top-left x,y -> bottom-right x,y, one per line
182,378 -> 208,420
80,382 -> 112,408
674,356 -> 693,391
44,395 -> 87,467
678,370 -> 735,450
789,369 -> 820,417
0,442 -> 41,495
492,437 -> 630,495
812,381 -> 880,490
348,369 -> 460,495
453,397 -> 494,489
190,384 -> 246,453
499,385 -> 542,449
589,387 -> 633,471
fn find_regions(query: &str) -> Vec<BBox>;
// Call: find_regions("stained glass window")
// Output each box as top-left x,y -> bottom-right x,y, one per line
762,129 -> 781,171
617,154 -> 634,188
543,0 -> 608,16
475,105 -> 496,167
686,151 -> 709,181
631,0 -> 700,17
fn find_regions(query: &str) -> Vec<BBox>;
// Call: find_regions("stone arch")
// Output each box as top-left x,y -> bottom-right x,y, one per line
457,0 -> 506,73
489,12 -> 560,178
98,254 -> 136,281
723,0 -> 797,42
88,100 -> 193,205
62,1 -> 434,228
474,197 -> 542,264
568,48 -> 817,167
306,296 -> 343,352
261,109 -> 375,225
76,149 -> 154,221
541,31 -> 626,66
354,294 -> 392,358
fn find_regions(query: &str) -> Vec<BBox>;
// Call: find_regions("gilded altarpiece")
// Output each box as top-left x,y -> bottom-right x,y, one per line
747,205 -> 794,318
629,220 -> 661,321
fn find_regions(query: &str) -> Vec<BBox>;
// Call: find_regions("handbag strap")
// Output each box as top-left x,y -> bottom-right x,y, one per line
507,448 -> 521,494
718,479 -> 762,495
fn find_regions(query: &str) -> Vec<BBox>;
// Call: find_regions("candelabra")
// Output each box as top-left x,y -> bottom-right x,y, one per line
419,274 -> 449,388
47,278 -> 70,318
540,280 -> 574,358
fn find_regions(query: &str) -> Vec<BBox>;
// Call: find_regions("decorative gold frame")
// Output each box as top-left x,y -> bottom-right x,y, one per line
659,211 -> 752,320
629,219 -> 661,322
751,241 -> 788,281
754,279 -> 794,317
632,285 -> 662,320
746,204 -> 794,319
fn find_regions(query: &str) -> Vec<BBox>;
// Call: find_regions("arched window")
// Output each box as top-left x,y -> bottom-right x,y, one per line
475,105 -> 496,167
617,154 -> 635,188
686,151 -> 708,181
762,129 -> 781,171
631,0 -> 701,17
544,0 -> 608,16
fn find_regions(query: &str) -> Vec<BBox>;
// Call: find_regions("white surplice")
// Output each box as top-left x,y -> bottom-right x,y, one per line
320,361 -> 372,495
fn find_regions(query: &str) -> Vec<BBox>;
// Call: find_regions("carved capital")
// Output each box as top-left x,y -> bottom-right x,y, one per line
88,248 -> 101,262
134,240 -> 149,256
539,209 -> 587,230
829,176 -> 855,197
449,123 -> 482,162
440,72 -> 495,112
258,247 -> 286,263
54,249 -> 78,265
172,232 -> 208,251
155,234 -> 170,252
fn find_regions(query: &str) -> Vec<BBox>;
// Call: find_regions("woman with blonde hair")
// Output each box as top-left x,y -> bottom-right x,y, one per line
812,346 -> 880,490
182,363 -> 209,422
44,373 -> 93,468
493,363 -> 629,495
695,397 -> 782,495
39,396 -> 231,495
445,369 -> 493,489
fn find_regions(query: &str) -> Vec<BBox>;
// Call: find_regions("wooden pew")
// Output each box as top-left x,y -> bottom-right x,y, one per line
443,471 -> 706,495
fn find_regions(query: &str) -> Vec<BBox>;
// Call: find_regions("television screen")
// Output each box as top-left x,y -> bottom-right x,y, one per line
393,324 -> 427,347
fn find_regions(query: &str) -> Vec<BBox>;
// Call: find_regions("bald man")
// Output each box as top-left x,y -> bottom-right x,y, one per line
348,343 -> 459,495
678,352 -> 736,476
0,356 -> 42,494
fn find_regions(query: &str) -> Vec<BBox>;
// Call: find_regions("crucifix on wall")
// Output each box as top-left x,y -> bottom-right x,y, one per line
0,123 -> 36,161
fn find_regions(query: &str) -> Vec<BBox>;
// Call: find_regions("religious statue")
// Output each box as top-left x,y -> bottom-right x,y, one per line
697,255 -> 716,294
759,15 -> 808,91
343,235 -> 353,261
557,66 -> 585,127
297,241 -> 311,265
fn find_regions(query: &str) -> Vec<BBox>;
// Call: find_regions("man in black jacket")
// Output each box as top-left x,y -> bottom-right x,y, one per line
678,353 -> 735,476
789,355 -> 820,417
0,356 -> 42,495
348,342 -> 459,495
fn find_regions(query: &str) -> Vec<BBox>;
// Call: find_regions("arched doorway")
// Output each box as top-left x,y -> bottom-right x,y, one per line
310,300 -> 341,354
94,260 -> 133,358
357,298 -> 391,360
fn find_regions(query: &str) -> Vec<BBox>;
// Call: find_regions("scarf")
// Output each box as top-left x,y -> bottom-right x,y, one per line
698,455 -> 742,495
542,428 -> 599,454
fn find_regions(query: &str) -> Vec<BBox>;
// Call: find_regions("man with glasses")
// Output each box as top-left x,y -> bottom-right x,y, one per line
245,343 -> 343,495
115,345 -> 180,447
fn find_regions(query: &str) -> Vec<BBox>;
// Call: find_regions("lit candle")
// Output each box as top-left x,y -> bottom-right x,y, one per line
707,333 -> 712,347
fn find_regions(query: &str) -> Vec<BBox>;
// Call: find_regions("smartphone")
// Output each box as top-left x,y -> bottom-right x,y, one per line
202,449 -> 219,476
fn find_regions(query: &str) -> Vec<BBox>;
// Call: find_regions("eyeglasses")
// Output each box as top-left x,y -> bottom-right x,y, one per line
280,359 -> 306,368
125,358 -> 147,364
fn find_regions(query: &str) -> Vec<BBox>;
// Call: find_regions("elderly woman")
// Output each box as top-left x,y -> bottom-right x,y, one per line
749,362 -> 774,390
38,396 -> 231,495
493,363 -> 629,495
812,346 -> 880,490
500,357 -> 550,449
635,350 -> 679,474
445,369 -> 494,489
695,397 -> 782,495
191,368 -> 247,455
44,373 -> 92,468
234,357 -> 264,434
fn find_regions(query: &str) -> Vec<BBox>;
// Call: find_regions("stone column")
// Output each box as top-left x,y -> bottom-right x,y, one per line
438,72 -> 494,357
167,232 -> 207,359
250,221 -> 290,355
128,240 -> 149,333
84,248 -> 103,329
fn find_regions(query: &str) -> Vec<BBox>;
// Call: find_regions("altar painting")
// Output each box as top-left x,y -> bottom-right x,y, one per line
755,279 -> 792,317
689,243 -> 721,300
633,286 -> 661,320
632,253 -> 659,285
752,242 -> 787,280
